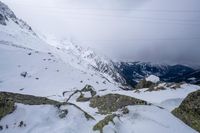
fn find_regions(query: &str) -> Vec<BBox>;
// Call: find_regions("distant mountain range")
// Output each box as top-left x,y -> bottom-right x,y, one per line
114,61 -> 200,87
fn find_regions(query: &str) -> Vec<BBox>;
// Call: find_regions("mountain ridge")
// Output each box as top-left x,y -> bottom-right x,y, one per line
114,61 -> 199,87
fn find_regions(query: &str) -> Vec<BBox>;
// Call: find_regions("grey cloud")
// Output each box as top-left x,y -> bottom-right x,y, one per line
2,0 -> 200,65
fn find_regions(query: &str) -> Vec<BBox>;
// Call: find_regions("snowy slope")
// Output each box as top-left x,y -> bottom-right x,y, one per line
0,43 -> 120,100
0,103 -> 198,133
0,104 -> 95,133
44,37 -> 125,84
94,84 -> 200,111
0,1 -> 125,101
0,1 -> 200,133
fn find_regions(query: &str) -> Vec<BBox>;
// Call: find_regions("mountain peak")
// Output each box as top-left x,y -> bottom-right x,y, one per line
0,1 -> 35,35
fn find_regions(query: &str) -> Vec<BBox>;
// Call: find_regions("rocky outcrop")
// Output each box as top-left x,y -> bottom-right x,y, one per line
0,92 -> 61,106
172,90 -> 200,132
0,95 -> 15,120
64,85 -> 97,102
0,92 -> 61,120
76,85 -> 97,102
135,78 -> 184,92
90,94 -> 148,114
93,114 -> 119,133
135,79 -> 156,90
0,92 -> 95,121
0,13 -> 6,25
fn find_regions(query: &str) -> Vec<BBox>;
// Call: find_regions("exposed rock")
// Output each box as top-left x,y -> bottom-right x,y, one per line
146,85 -> 166,92
0,92 -> 94,121
172,90 -> 200,132
76,93 -> 91,102
119,86 -> 133,91
135,79 -> 156,90
0,92 -> 61,119
0,92 -> 61,106
65,85 -> 97,102
18,121 -> 26,127
20,72 -> 28,78
90,94 -> 147,114
59,109 -> 68,119
169,83 -> 183,90
93,114 -> 119,133
134,89 -> 141,93
121,107 -> 129,114
0,1 -> 36,34
0,13 -> 6,25
19,88 -> 24,91
81,85 -> 97,97
0,94 -> 15,120
0,125 -> 3,131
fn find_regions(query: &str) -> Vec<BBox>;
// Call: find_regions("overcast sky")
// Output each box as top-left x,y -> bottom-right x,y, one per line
2,0 -> 200,65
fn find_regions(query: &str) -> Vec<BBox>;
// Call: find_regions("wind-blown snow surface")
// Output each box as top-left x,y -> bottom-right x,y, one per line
97,84 -> 200,111
0,104 -> 94,133
0,1 -> 200,133
0,103 -> 198,133
109,106 -> 197,133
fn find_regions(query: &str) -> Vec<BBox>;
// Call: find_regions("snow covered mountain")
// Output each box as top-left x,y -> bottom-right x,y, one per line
0,1 -> 34,34
44,37 -> 126,84
115,61 -> 197,87
173,69 -> 200,84
0,1 -> 126,98
0,1 -> 200,133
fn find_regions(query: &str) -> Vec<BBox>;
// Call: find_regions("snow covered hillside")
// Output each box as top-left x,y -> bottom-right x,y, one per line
0,1 -> 200,133
0,1 -> 126,100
